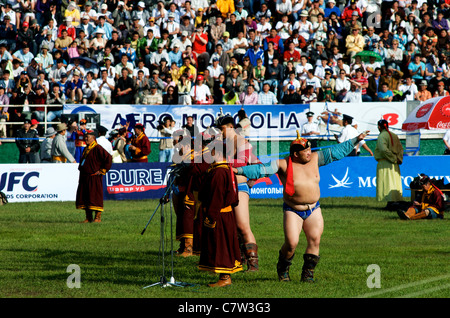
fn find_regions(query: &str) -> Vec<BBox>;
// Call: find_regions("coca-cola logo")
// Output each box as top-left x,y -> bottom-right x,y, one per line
440,101 -> 450,117
416,103 -> 434,118
436,121 -> 450,129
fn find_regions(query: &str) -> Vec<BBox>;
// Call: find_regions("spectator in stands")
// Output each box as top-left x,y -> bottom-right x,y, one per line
397,76 -> 418,101
377,82 -> 394,102
239,84 -> 258,105
415,80 -> 432,102
15,118 -> 40,163
342,81 -> 362,103
115,68 -> 135,104
66,70 -> 83,103
282,84 -> 302,104
258,82 -> 277,105
345,25 -> 365,62
352,68 -> 371,102
433,81 -> 450,97
190,74 -> 213,104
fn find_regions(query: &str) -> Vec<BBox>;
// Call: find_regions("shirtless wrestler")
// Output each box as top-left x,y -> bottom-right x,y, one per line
233,130 -> 369,282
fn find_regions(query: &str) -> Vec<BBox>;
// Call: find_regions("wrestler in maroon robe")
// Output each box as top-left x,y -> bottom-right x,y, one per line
76,140 -> 112,213
187,151 -> 210,255
130,131 -> 151,162
198,161 -> 242,275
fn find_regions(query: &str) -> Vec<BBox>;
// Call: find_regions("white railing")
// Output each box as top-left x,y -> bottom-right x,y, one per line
1,104 -> 64,141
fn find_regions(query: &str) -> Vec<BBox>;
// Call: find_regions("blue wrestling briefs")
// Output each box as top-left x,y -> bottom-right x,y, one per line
238,182 -> 250,195
283,202 -> 320,220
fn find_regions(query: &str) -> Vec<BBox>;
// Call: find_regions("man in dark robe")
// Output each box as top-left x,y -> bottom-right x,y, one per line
76,130 -> 112,223
198,139 -> 242,287
129,123 -> 151,162
179,136 -> 211,257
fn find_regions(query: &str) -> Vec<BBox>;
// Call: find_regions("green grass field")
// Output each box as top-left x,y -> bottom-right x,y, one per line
0,197 -> 448,299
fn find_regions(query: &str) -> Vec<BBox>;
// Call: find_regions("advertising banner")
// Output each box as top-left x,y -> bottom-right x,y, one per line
317,155 -> 450,198
103,162 -> 172,201
63,104 -> 311,139
0,164 -> 79,203
309,102 -> 407,137
2,156 -> 448,202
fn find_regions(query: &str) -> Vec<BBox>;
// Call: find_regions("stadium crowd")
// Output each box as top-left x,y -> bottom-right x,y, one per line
0,0 -> 450,138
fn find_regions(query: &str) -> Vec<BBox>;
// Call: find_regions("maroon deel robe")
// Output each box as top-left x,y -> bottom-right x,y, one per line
198,161 -> 242,274
75,141 -> 112,212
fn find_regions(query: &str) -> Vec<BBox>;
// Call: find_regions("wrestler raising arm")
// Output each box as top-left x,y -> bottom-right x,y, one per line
233,130 -> 369,282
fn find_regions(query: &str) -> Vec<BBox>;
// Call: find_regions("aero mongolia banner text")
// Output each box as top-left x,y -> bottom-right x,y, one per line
63,104 -> 311,139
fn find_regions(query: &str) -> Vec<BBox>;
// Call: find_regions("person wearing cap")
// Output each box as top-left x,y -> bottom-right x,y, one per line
15,119 -> 41,163
207,57 -> 224,81
96,125 -> 113,156
76,129 -> 112,223
281,83 -> 302,104
81,1 -> 98,25
190,74 -> 213,104
149,69 -> 166,94
243,41 -> 264,67
64,2 -> 81,27
163,12 -> 180,40
341,0 -> 361,22
93,15 -> 114,41
335,114 -> 372,156
374,119 -> 403,205
129,123 -> 151,162
40,127 -> 57,163
301,112 -> 320,149
0,14 -> 17,53
433,80 -> 449,97
233,129 -> 369,282
149,43 -> 170,71
428,67 -> 447,95
345,25 -> 364,61
324,0 -> 341,19
112,1 -> 131,29
293,11 -> 313,42
398,174 -> 445,220
51,122 -> 76,163
119,38 -> 137,66
35,44 -> 54,75
145,83 -> 163,105
58,16 -> 77,41
66,69 -> 84,103
415,80 -> 432,102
